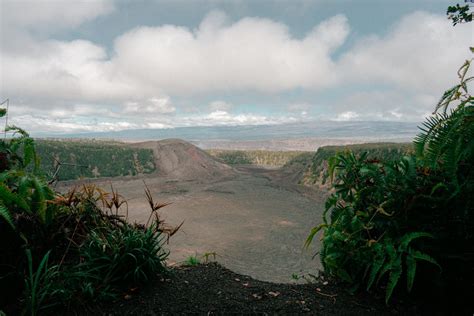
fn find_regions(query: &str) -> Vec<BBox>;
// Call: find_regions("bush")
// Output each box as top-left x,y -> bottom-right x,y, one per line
79,224 -> 168,287
0,110 -> 177,314
306,57 -> 473,306
306,152 -> 442,303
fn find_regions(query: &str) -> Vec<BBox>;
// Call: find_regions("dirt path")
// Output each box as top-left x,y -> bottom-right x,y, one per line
59,166 -> 325,283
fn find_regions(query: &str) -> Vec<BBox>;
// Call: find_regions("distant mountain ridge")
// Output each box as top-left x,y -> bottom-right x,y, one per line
37,121 -> 420,142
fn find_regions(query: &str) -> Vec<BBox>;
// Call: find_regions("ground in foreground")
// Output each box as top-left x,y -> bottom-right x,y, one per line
74,263 -> 421,315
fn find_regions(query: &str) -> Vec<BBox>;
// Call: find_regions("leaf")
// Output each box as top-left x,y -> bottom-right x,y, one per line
336,268 -> 353,283
367,253 -> 385,291
304,223 -> 327,248
411,250 -> 441,271
385,262 -> 402,304
328,155 -> 339,183
23,138 -> 36,169
430,182 -> 448,195
377,207 -> 393,217
0,202 -> 14,229
405,252 -> 416,292
0,183 -> 30,213
398,232 -> 434,252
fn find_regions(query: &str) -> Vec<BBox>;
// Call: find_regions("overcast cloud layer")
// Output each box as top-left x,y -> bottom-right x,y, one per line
0,0 -> 472,133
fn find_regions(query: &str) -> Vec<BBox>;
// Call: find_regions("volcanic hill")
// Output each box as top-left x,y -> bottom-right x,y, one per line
132,139 -> 235,181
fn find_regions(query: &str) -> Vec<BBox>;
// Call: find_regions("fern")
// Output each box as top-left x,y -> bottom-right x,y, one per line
0,202 -> 14,229
405,252 -> 417,292
398,232 -> 434,252
366,244 -> 385,291
0,182 -> 30,213
385,257 -> 402,304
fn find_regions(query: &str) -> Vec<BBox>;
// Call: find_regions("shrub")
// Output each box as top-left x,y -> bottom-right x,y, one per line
306,56 -> 473,305
79,224 -> 169,287
306,152 -> 441,303
0,107 -> 178,314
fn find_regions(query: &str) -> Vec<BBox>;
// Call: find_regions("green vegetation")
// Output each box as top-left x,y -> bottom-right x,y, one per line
207,149 -> 309,167
0,117 -> 178,314
306,56 -> 473,305
305,143 -> 413,187
447,3 -> 473,25
184,255 -> 201,266
35,140 -> 155,181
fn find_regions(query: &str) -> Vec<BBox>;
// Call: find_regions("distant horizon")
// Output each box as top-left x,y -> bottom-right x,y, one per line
29,120 -> 419,151
31,118 -> 422,136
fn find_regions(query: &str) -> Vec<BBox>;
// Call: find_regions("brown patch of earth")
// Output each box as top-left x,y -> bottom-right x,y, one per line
130,139 -> 235,180
59,163 -> 325,283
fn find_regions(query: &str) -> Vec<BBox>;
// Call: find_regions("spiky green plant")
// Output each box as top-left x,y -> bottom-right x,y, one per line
22,249 -> 60,316
79,224 -> 169,289
184,255 -> 201,266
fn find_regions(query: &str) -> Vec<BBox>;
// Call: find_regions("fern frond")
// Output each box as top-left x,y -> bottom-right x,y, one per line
405,253 -> 416,292
0,202 -> 14,229
367,249 -> 385,291
385,257 -> 402,304
0,183 -> 30,213
398,232 -> 434,252
410,249 -> 441,270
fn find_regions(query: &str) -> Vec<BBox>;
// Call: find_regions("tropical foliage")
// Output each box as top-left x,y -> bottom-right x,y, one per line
306,56 -> 474,304
0,114 -> 177,314
305,142 -> 412,187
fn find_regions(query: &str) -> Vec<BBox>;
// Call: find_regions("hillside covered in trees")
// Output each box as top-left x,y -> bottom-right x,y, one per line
35,140 -> 155,181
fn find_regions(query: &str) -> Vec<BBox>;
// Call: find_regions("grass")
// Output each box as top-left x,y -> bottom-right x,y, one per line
184,255 -> 201,266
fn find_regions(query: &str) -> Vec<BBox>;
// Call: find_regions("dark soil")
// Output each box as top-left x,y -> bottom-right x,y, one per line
72,263 -> 423,315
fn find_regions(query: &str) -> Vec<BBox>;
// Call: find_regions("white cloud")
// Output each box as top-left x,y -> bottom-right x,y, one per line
1,40 -> 136,103
8,114 -> 138,134
179,110 -> 299,126
123,97 -> 176,114
338,11 -> 472,95
1,11 -> 349,123
333,111 -> 359,121
334,90 -> 441,121
1,0 -> 114,33
6,106 -> 298,134
112,12 -> 349,93
209,100 -> 233,111
288,103 -> 311,112
1,7 -> 473,132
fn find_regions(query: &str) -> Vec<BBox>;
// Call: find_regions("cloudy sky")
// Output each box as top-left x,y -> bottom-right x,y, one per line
0,0 -> 472,134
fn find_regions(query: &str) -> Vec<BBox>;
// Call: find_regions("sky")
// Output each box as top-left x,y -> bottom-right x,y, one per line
0,0 -> 472,134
